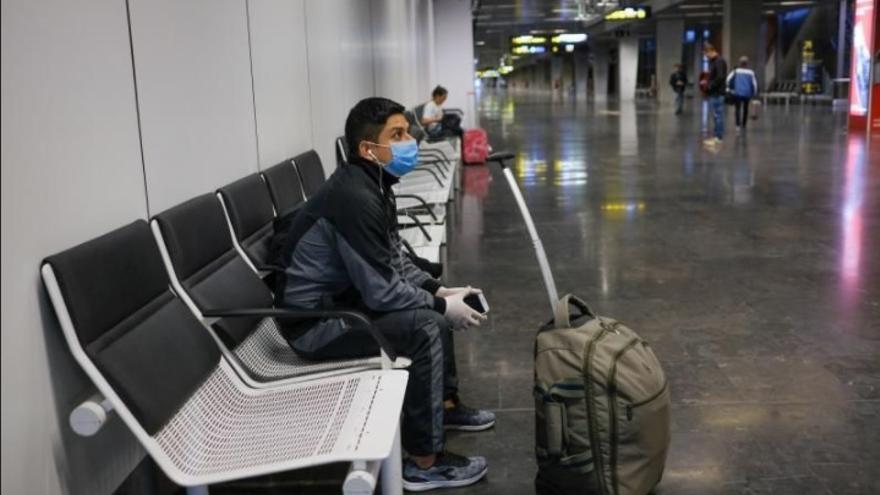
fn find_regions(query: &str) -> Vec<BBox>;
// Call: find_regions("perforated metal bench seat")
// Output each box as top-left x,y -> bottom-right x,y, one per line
154,362 -> 407,486
234,317 -> 380,381
41,220 -> 408,490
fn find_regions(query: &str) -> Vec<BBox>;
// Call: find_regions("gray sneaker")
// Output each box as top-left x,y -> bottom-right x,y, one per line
444,401 -> 496,431
402,452 -> 488,492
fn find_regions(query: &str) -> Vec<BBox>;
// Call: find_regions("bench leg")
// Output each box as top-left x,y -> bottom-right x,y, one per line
380,426 -> 403,495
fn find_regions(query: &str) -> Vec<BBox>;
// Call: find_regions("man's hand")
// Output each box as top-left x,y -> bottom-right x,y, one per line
443,290 -> 487,330
436,286 -> 482,298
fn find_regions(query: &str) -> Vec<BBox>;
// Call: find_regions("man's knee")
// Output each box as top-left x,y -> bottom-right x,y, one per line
408,308 -> 448,332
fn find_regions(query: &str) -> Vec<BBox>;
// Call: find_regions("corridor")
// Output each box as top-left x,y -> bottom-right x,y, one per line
443,91 -> 880,494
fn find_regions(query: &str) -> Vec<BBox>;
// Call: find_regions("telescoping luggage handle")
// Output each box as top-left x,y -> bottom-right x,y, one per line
552,294 -> 597,329
487,152 -> 559,313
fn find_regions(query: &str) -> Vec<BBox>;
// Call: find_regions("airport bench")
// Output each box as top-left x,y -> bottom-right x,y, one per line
151,194 -> 409,386
42,220 -> 408,494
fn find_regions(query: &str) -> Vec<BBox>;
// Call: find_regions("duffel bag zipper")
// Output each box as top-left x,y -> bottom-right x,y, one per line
584,326 -> 609,494
625,380 -> 669,421
608,338 -> 641,495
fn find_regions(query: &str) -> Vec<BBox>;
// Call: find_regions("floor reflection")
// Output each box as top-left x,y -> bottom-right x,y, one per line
446,89 -> 880,495
839,135 -> 867,302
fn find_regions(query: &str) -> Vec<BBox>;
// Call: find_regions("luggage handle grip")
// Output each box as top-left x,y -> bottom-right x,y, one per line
553,294 -> 596,328
486,152 -> 515,167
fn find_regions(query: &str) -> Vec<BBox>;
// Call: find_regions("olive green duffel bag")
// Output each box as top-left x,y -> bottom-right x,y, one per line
534,295 -> 670,495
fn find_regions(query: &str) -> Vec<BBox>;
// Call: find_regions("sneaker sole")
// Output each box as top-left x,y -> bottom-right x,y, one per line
403,465 -> 488,492
444,419 -> 496,432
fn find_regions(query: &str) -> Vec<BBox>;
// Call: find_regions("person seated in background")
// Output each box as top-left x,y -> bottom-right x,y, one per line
276,96 -> 494,492
421,85 -> 463,139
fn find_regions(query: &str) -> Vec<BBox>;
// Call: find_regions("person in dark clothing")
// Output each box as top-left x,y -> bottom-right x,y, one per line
669,63 -> 688,115
703,43 -> 728,147
277,97 -> 493,491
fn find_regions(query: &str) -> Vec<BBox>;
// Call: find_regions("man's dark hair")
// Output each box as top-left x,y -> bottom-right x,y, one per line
345,97 -> 405,158
432,85 -> 448,98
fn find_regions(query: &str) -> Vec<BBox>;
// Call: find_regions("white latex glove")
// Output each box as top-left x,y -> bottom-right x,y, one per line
443,289 -> 487,330
435,286 -> 482,298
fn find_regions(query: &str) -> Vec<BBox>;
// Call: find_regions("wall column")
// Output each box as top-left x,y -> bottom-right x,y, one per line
656,18 -> 685,104
723,0 -> 763,87
618,37 -> 639,101
592,41 -> 611,100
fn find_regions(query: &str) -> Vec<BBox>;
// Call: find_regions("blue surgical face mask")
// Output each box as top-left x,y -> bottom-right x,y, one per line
368,140 -> 419,177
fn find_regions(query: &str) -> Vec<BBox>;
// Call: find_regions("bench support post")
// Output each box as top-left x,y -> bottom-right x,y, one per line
380,426 -> 403,495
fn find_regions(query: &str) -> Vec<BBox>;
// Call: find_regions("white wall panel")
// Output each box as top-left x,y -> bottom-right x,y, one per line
248,0 -> 314,168
305,0 -> 375,174
371,0 -> 421,107
1,1 -> 147,493
415,0 -> 436,100
2,0 -> 441,491
129,0 -> 258,212
432,0 -> 476,127
338,0 -> 378,108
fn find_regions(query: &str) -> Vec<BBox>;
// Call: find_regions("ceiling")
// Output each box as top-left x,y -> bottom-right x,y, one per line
472,0 -> 826,68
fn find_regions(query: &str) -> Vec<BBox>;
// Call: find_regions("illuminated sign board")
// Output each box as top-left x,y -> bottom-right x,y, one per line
551,33 -> 588,44
849,0 -> 876,131
511,35 -> 547,45
512,45 -> 547,55
604,6 -> 651,21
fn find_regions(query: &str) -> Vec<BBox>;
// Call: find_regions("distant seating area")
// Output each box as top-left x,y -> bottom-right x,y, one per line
762,81 -> 799,107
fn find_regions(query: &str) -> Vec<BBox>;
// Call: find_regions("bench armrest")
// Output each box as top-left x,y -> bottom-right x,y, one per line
202,307 -> 398,362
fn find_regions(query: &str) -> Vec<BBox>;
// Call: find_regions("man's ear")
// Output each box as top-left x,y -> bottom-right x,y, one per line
358,140 -> 373,161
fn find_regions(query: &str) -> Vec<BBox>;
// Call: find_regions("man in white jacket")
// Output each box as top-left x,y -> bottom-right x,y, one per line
726,56 -> 759,133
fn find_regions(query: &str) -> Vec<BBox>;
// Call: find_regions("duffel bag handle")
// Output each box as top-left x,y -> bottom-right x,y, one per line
553,294 -> 597,328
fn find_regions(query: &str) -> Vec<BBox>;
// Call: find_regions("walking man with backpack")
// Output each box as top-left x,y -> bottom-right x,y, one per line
726,56 -> 759,134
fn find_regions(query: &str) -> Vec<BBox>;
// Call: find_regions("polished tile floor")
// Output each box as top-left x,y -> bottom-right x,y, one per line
205,92 -> 879,495
442,91 -> 880,494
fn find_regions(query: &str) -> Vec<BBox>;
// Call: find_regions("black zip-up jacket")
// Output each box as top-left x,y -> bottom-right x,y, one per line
707,55 -> 729,96
279,156 -> 446,319
669,70 -> 688,94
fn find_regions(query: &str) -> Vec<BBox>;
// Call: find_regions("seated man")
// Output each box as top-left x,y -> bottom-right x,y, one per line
277,97 -> 494,491
421,85 -> 463,139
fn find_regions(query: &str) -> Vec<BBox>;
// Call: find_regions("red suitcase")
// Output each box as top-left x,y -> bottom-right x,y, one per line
463,128 -> 490,164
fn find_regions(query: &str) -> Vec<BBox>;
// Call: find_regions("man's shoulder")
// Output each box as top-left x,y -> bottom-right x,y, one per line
320,168 -> 383,220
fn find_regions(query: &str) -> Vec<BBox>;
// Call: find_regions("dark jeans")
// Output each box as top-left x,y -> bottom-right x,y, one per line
674,91 -> 684,114
290,309 -> 457,455
708,95 -> 725,139
428,114 -> 464,139
734,96 -> 751,128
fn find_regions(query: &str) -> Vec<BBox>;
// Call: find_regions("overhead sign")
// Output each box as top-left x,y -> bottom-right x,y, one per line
605,6 -> 651,21
512,45 -> 547,55
551,33 -> 588,44
511,35 -> 547,46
